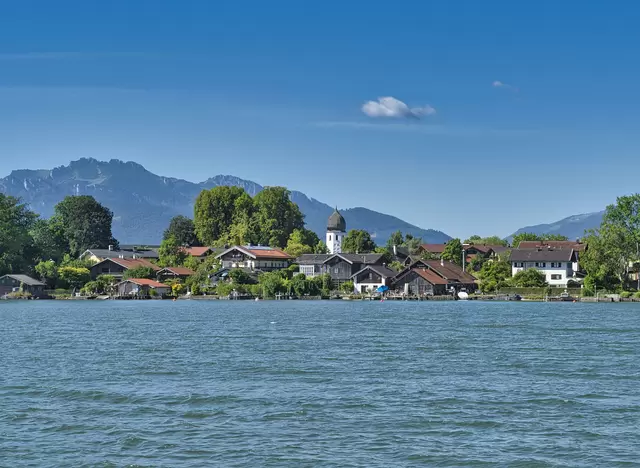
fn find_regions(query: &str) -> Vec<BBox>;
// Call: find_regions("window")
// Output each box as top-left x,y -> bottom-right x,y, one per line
329,235 -> 332,241
540,262 -> 546,267
334,268 -> 339,274
551,274 -> 562,280
102,268 -> 109,273
535,262 -> 539,267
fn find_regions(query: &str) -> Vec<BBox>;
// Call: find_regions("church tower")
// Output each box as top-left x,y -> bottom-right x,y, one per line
326,208 -> 346,254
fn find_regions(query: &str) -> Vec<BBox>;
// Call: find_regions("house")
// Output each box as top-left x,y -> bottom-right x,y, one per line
0,274 -> 47,298
419,243 -> 448,258
157,266 -> 194,283
510,248 -> 581,287
79,245 -> 159,263
351,264 -> 397,293
117,278 -> 171,297
296,253 -> 386,287
391,259 -> 478,296
181,246 -> 218,262
216,246 -> 292,271
89,258 -> 160,280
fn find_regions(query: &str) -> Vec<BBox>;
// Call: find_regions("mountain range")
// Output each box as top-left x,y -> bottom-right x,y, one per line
508,212 -> 604,241
0,158 -> 451,245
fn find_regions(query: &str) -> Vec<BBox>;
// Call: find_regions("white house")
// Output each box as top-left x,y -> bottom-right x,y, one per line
510,248 -> 581,287
350,264 -> 397,294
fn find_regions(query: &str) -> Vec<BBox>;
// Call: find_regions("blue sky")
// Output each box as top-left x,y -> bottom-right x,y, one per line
2,1 -> 640,238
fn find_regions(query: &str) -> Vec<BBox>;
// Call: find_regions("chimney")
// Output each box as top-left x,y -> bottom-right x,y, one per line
108,245 -> 114,251
393,245 -> 397,256
440,258 -> 444,266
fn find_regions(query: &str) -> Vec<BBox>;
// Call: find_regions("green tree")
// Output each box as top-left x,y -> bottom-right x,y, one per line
402,234 -> 423,255
258,271 -> 286,298
464,235 -> 508,247
194,186 -> 248,246
511,232 -> 569,248
386,231 -> 404,251
81,281 -> 100,295
340,281 -> 355,294
58,266 -> 91,290
96,274 -> 117,293
35,260 -> 58,288
158,236 -> 188,267
30,218 -> 67,263
342,229 -> 376,254
163,215 -> 199,246
374,247 -> 394,265
0,194 -> 38,275
229,268 -> 252,284
123,266 -> 156,280
251,187 -> 305,247
510,268 -> 547,287
54,195 -> 118,257
477,260 -> 511,292
441,238 -> 464,266
314,241 -> 329,254
284,228 -> 319,258
290,273 -> 308,296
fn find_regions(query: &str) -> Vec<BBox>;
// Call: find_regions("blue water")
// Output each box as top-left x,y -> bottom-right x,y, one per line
1,300 -> 640,467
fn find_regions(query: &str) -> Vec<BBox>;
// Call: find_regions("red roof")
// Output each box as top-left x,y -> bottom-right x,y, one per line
160,266 -> 194,276
244,248 -> 292,259
413,268 -> 449,285
420,243 -> 447,253
108,258 -> 161,271
125,278 -> 169,288
182,246 -> 212,257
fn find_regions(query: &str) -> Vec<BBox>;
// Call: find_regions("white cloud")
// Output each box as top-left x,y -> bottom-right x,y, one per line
361,96 -> 436,119
492,80 -> 518,92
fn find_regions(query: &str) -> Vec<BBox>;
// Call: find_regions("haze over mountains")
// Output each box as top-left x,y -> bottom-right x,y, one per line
0,158 -> 451,245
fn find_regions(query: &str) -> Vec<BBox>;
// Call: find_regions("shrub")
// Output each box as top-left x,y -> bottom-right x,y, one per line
634,291 -> 640,299
190,283 -> 201,295
620,291 -> 632,298
340,281 -> 354,294
149,288 -> 158,297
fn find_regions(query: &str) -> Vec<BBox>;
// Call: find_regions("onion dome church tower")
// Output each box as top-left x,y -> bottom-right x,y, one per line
326,208 -> 346,254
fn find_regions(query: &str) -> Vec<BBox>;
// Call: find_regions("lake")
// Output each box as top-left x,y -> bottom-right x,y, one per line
1,300 -> 639,466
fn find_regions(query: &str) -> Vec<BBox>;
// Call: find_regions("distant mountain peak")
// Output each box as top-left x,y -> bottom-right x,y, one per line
0,158 -> 451,244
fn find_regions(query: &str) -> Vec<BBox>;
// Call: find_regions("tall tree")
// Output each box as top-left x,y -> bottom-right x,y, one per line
158,236 -> 188,267
402,234 -> 423,255
30,218 -> 67,263
464,235 -> 508,247
342,230 -> 376,254
284,228 -> 320,258
511,232 -> 569,247
0,194 -> 38,275
54,196 -> 118,257
163,216 -> 199,246
386,231 -> 404,251
251,187 -> 304,248
441,238 -> 464,266
194,186 -> 248,246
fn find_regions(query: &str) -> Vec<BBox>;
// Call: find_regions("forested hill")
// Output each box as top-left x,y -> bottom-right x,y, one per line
0,158 -> 451,244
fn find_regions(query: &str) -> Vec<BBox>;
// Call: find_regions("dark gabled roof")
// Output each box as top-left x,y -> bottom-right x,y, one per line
216,245 -> 292,260
510,248 -> 576,262
517,241 -> 586,251
329,253 -> 384,265
351,264 -> 398,279
1,274 -> 45,286
81,248 -> 159,259
296,254 -> 332,265
92,257 -> 161,271
157,266 -> 194,276
423,260 -> 477,283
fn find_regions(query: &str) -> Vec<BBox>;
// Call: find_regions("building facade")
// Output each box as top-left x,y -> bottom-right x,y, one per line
510,248 -> 580,287
216,246 -> 292,271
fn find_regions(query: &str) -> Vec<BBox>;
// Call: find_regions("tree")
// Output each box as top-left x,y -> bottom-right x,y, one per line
464,235 -> 508,247
510,269 -> 547,287
163,216 -> 199,246
229,268 -> 252,284
342,230 -> 376,254
123,266 -> 155,280
601,194 -> 640,288
290,273 -> 309,296
284,228 -> 319,258
194,186 -> 248,246
386,231 -> 404,251
402,234 -> 423,255
54,196 -> 118,257
30,218 -> 67,263
0,194 -> 38,275
314,241 -> 329,254
251,187 -> 305,247
477,260 -> 511,292
35,260 -> 58,288
340,281 -> 355,294
441,238 -> 464,266
258,271 -> 286,298
158,236 -> 188,267
511,232 -> 569,248
58,266 -> 91,290
374,247 -> 394,265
